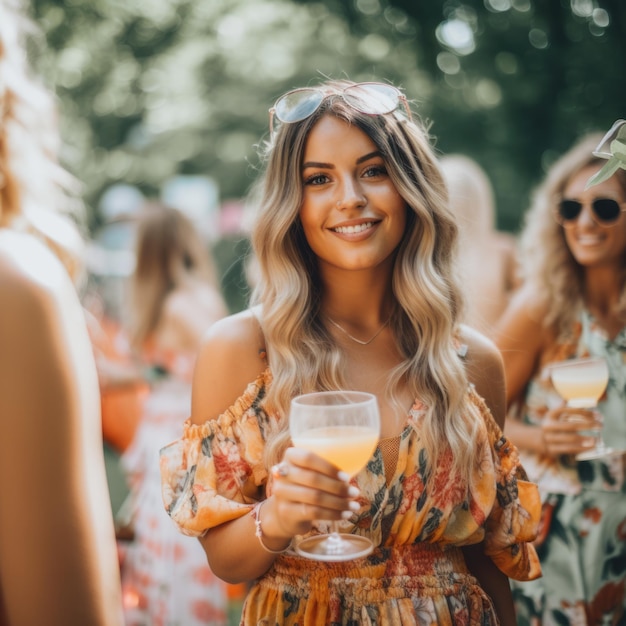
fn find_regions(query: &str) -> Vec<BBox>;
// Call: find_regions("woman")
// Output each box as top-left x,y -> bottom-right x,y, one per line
122,204 -> 230,625
0,1 -> 122,624
439,154 -> 519,335
160,80 -> 541,625
494,134 -> 626,625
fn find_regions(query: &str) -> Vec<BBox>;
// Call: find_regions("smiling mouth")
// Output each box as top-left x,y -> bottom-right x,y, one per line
577,235 -> 605,245
332,222 -> 375,234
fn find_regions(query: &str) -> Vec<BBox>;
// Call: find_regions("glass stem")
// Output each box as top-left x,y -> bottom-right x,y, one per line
325,522 -> 344,555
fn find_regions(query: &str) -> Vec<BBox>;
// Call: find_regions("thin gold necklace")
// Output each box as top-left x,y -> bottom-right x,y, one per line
326,315 -> 392,346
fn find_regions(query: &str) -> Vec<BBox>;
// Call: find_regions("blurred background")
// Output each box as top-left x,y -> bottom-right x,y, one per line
30,0 -> 626,313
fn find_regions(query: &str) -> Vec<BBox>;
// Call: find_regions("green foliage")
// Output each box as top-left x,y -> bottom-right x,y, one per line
30,0 -> 422,233
29,0 -> 626,262
305,0 -> 626,231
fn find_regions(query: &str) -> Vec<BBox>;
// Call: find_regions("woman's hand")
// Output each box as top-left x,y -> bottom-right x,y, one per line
260,447 -> 361,540
540,405 -> 602,458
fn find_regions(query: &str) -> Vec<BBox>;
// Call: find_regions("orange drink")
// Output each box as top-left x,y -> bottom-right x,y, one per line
289,390 -> 380,560
549,357 -> 620,460
550,357 -> 608,408
292,425 -> 379,476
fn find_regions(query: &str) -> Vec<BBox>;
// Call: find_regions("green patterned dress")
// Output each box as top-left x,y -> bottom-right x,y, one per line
510,310 -> 626,625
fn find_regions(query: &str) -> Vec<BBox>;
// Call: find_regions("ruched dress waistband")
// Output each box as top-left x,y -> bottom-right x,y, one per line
261,542 -> 475,601
241,542 -> 498,625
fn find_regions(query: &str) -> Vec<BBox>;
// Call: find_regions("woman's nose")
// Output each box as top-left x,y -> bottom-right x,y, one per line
578,203 -> 599,227
336,178 -> 366,210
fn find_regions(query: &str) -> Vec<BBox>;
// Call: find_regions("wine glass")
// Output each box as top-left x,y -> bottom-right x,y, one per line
549,356 -> 617,460
289,390 -> 380,561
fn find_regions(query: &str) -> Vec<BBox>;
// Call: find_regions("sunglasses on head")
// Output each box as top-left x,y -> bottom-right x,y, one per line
268,82 -> 412,135
555,197 -> 626,227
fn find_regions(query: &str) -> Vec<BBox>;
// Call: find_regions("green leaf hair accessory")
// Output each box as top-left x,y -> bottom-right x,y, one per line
585,119 -> 626,189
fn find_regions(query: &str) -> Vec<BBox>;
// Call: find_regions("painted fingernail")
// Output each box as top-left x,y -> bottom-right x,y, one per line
347,486 -> 360,497
342,510 -> 354,519
337,471 -> 351,483
349,501 -> 360,512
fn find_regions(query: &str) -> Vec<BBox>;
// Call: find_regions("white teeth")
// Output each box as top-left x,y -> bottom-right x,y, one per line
333,222 -> 373,234
578,236 -> 603,245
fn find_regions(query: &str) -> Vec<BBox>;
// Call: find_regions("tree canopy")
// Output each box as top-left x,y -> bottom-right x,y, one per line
31,0 -> 625,233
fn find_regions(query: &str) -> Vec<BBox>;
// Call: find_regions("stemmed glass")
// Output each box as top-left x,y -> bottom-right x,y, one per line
289,391 -> 380,561
549,356 -> 618,460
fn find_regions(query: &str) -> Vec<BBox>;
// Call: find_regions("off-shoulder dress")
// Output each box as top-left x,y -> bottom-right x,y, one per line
160,368 -> 541,625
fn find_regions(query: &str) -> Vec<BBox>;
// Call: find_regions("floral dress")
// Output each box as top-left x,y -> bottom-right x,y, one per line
509,311 -> 626,626
122,348 -> 230,626
160,369 -> 541,626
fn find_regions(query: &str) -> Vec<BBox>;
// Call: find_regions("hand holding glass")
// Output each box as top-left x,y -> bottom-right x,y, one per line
549,356 -> 615,460
289,391 -> 380,561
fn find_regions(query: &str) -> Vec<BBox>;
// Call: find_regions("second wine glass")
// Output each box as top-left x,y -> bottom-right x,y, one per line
289,390 -> 380,561
549,356 -> 616,460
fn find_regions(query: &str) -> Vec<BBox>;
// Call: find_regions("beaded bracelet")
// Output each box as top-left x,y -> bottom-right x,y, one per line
250,501 -> 291,554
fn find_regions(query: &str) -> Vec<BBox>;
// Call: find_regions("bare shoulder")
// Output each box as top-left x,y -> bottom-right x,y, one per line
158,285 -> 227,350
508,281 -> 548,318
164,284 -> 226,320
0,229 -> 98,451
191,307 -> 267,424
459,324 -> 503,378
494,282 -> 550,350
459,324 -> 506,429
0,231 -> 71,328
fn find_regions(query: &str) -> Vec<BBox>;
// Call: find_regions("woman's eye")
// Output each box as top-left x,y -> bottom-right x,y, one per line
304,173 -> 329,186
363,165 -> 387,178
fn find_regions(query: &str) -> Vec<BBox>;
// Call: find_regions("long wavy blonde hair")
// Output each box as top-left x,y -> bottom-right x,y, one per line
252,79 -> 482,480
0,0 -> 76,227
130,203 -> 219,348
519,134 -> 626,337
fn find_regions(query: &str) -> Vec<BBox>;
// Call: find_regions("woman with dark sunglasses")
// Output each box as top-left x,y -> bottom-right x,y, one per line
160,78 -> 541,625
495,133 -> 626,625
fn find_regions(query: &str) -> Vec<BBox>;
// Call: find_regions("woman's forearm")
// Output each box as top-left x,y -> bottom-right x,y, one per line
200,497 -> 292,583
504,418 -> 545,455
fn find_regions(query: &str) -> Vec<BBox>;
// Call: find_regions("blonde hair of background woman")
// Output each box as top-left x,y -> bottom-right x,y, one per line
519,134 -> 626,337
439,154 -> 519,334
252,79 -> 483,482
440,154 -> 497,236
0,0 -> 77,227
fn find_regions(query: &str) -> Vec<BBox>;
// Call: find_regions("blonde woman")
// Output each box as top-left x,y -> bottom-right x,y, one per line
495,134 -> 626,624
121,203 -> 230,625
439,154 -> 519,335
160,80 -> 541,625
0,0 -> 122,624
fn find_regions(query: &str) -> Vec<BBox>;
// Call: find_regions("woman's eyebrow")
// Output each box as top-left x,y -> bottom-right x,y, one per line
356,151 -> 382,164
302,151 -> 382,170
302,161 -> 334,170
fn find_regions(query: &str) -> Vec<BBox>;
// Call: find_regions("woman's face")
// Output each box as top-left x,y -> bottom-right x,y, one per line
298,114 -> 407,276
561,165 -> 626,271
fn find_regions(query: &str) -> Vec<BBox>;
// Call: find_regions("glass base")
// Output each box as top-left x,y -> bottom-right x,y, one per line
576,446 -> 623,461
294,533 -> 374,562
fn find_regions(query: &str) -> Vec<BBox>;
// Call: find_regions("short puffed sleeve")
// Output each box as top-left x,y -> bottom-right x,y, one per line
472,388 -> 542,581
160,371 -> 274,537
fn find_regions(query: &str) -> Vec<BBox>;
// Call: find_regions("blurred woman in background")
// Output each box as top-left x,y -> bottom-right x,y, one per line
0,1 -> 123,624
439,154 -> 519,336
121,203 -> 230,625
495,134 -> 626,625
